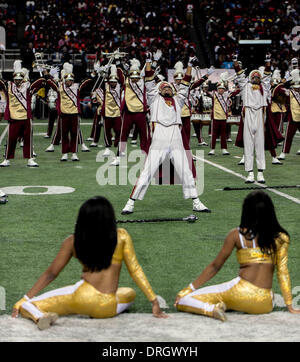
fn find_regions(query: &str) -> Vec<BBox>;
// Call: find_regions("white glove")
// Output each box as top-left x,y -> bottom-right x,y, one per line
145,51 -> 152,62
232,54 -> 238,62
102,64 -> 110,73
94,62 -> 102,73
49,66 -> 59,78
153,49 -> 162,61
207,66 -> 215,76
291,57 -> 298,69
265,53 -> 271,62
188,56 -> 197,66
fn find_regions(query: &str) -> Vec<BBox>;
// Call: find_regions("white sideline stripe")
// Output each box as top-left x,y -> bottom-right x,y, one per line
194,155 -> 300,205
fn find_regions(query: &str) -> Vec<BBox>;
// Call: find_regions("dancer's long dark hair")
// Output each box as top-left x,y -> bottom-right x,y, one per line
74,196 -> 117,271
239,191 -> 289,253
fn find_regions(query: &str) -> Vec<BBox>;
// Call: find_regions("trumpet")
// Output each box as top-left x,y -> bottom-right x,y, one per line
101,49 -> 128,59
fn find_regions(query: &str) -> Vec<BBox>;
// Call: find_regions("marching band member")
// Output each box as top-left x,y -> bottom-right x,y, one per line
233,54 -> 272,184
192,81 -> 212,146
46,63 -> 94,161
115,58 -> 150,162
171,62 -> 215,147
89,87 -> 104,148
208,75 -> 231,156
121,57 -> 211,215
44,69 -> 59,139
0,60 -> 44,167
101,64 -> 123,157
267,69 -> 288,164
278,61 -> 300,160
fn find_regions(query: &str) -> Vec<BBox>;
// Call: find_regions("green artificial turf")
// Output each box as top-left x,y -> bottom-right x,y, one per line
0,120 -> 299,315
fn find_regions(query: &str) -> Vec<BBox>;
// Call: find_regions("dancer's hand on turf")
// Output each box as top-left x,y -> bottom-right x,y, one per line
174,295 -> 180,307
152,299 -> 168,318
287,305 -> 300,314
11,296 -> 28,318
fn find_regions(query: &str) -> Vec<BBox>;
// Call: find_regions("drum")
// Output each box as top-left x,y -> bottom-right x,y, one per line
48,89 -> 57,110
200,113 -> 211,125
48,95 -> 57,110
202,95 -> 212,112
191,113 -> 202,123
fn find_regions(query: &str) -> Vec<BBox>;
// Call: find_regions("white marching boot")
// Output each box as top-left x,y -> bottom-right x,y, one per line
245,171 -> 255,183
103,148 -> 111,157
222,149 -> 230,155
81,143 -> 90,152
278,152 -> 286,160
71,153 -> 79,161
121,199 -> 135,215
45,144 -> 55,152
0,159 -> 10,167
238,155 -> 245,165
192,198 -> 211,213
0,189 -> 8,204
257,171 -> 265,184
272,157 -> 282,165
110,156 -> 120,166
27,158 -> 39,167
60,153 -> 68,161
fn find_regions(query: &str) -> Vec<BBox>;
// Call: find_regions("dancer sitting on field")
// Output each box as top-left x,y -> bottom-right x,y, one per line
175,190 -> 300,321
12,196 -> 167,329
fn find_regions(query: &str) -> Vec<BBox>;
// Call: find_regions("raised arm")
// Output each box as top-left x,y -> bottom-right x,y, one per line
144,57 -> 158,106
12,235 -> 75,317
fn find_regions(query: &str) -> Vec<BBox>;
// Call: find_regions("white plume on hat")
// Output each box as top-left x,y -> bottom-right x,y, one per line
258,66 -> 265,77
271,69 -> 281,84
21,68 -> 29,81
290,68 -> 300,87
13,60 -> 25,80
174,61 -> 184,79
13,60 -> 23,74
61,62 -> 73,79
129,58 -> 141,71
109,64 -> 118,81
129,58 -> 141,78
219,71 -> 229,87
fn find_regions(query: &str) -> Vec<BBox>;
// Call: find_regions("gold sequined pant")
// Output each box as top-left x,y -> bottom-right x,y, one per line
20,280 -> 136,322
177,277 -> 273,318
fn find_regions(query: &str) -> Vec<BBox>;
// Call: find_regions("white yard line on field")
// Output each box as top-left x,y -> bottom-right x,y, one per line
194,155 -> 300,205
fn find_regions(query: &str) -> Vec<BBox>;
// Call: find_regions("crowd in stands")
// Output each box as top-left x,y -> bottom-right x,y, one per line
0,1 -> 18,48
1,1 -> 299,75
201,0 -> 299,71
20,0 -> 196,71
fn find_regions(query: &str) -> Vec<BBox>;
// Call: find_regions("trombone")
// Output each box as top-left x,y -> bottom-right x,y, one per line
32,52 -> 53,75
92,49 -> 127,91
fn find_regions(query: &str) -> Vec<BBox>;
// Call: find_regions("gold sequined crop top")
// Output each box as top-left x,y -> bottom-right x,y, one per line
111,228 -> 157,302
236,231 -> 275,265
237,229 -> 292,305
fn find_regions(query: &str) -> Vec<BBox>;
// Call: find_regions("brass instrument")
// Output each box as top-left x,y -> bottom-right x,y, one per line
32,52 -> 53,75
